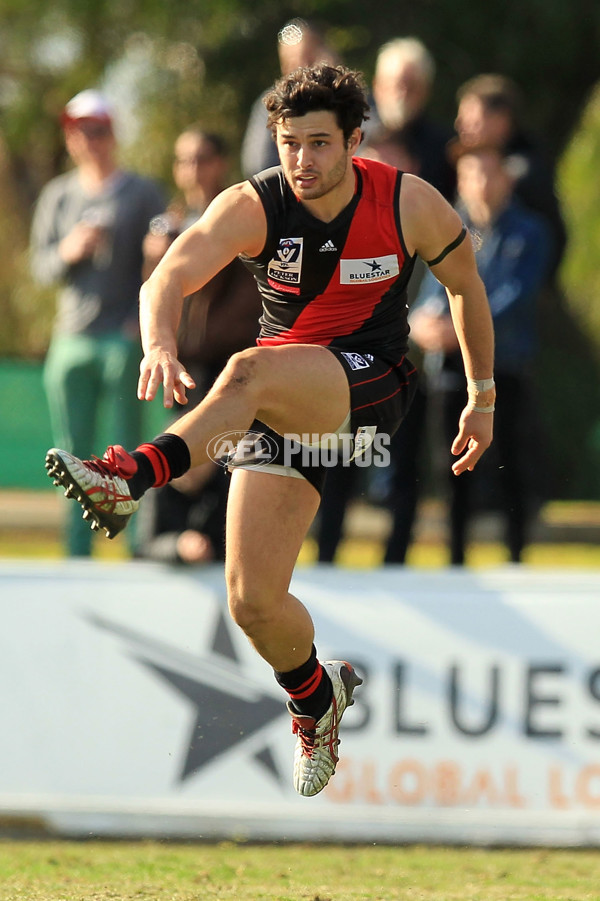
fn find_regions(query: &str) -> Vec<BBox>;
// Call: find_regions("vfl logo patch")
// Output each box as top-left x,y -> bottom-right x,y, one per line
267,237 -> 303,286
340,254 -> 399,285
341,351 -> 372,371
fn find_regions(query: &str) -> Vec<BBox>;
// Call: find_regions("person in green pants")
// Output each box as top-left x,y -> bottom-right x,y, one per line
30,89 -> 164,555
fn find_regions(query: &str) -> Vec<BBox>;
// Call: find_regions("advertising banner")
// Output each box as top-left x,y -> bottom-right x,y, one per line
1,560 -> 599,846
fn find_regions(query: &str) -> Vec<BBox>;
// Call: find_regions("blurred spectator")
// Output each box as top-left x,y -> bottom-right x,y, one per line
315,78 -> 450,565
454,72 -> 570,503
360,126 -> 421,173
136,126 -> 262,565
369,37 -> 456,199
454,73 -> 566,270
362,128 -> 430,563
315,40 -> 455,563
375,69 -> 565,565
143,127 -> 261,407
410,143 -> 553,564
315,127 -> 427,564
240,18 -> 340,177
135,461 -> 230,564
142,128 -> 231,279
30,89 -> 164,557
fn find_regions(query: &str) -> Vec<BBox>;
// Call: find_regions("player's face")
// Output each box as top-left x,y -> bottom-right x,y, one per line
275,110 -> 360,203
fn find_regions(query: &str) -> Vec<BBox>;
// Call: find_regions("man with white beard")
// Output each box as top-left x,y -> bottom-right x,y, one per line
371,37 -> 455,200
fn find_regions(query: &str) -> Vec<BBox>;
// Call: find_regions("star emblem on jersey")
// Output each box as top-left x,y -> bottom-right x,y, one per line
319,239 -> 337,252
85,608 -> 286,785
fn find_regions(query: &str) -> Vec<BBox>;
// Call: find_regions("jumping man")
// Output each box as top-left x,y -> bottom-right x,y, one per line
46,65 -> 495,797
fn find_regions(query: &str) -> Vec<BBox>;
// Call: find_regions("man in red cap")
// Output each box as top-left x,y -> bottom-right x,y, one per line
30,89 -> 165,556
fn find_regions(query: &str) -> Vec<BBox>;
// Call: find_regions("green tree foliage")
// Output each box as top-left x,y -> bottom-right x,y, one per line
554,85 -> 600,497
559,84 -> 600,349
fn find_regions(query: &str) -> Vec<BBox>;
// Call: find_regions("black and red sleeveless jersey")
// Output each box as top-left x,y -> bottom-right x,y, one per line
242,156 -> 416,361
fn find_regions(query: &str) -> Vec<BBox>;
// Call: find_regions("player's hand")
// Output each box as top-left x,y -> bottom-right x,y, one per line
451,406 -> 494,476
137,348 -> 196,408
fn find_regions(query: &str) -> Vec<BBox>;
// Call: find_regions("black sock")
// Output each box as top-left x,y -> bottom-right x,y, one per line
274,645 -> 333,721
127,433 -> 191,500
127,453 -> 154,500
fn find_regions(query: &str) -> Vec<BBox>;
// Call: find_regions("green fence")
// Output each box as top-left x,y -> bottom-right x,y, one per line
0,359 -> 168,489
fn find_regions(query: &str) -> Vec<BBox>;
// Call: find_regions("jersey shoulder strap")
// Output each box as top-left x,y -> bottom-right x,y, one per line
248,166 -> 292,261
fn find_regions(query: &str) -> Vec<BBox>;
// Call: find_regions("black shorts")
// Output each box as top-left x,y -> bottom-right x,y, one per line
229,349 -> 418,495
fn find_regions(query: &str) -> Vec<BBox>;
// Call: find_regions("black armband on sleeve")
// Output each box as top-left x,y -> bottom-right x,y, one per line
426,225 -> 468,267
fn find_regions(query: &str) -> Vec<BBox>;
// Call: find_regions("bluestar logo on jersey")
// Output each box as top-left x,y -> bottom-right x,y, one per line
267,237 -> 303,285
339,254 -> 400,285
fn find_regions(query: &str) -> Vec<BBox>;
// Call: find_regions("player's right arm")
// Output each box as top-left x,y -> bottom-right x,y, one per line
137,181 -> 267,408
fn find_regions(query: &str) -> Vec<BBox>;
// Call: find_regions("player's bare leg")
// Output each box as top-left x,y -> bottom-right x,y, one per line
45,343 -> 349,537
225,467 -> 361,796
225,467 -> 319,672
168,343 -> 351,467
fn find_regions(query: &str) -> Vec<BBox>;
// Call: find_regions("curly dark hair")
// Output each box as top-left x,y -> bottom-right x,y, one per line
264,64 -> 370,143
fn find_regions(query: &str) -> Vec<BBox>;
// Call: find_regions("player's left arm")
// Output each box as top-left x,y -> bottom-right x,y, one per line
401,175 -> 495,475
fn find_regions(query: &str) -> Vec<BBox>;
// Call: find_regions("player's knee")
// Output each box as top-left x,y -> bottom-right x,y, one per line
227,583 -> 275,637
219,347 -> 267,396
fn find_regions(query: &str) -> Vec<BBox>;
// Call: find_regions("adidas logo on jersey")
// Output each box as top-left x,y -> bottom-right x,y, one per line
319,239 -> 337,252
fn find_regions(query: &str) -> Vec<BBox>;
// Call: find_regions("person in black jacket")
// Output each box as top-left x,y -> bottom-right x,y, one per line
136,127 -> 261,564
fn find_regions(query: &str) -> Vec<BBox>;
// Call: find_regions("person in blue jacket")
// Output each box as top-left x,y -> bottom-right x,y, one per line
410,141 -> 553,564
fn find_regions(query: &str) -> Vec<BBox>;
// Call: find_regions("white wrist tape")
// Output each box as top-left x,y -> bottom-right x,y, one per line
468,377 -> 495,392
472,404 -> 495,413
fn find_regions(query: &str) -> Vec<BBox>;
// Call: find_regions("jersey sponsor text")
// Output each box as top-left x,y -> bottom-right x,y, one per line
340,254 -> 400,285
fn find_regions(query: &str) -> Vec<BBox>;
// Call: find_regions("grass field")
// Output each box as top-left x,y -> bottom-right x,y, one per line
1,840 -> 600,901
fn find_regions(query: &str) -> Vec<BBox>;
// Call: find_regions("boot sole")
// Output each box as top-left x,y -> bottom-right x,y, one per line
45,449 -> 129,540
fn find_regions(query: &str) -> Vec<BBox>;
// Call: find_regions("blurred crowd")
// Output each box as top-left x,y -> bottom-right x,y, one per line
30,19 -> 566,566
